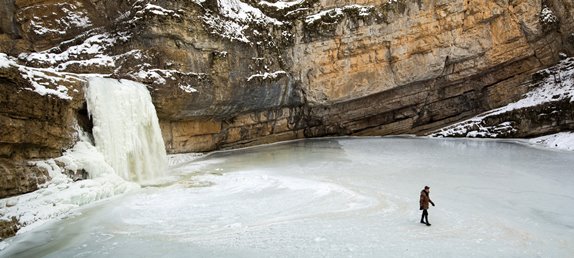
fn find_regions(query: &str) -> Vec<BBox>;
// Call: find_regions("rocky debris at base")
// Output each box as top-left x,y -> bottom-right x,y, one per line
0,217 -> 19,241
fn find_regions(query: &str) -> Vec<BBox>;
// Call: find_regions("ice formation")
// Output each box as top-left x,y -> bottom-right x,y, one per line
0,132 -> 140,239
86,77 -> 167,183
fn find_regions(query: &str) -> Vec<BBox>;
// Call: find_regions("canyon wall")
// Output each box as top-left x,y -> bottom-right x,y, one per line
1,0 -> 574,198
154,0 -> 574,152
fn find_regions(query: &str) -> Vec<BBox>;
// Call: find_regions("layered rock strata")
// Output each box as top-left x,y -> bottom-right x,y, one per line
157,0 -> 574,152
1,55 -> 84,198
432,57 -> 574,138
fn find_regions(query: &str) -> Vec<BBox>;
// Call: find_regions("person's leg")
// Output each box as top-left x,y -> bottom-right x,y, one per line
423,210 -> 430,226
420,210 -> 426,224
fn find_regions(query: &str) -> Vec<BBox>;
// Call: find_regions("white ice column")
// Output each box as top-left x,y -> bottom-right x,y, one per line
86,77 -> 167,183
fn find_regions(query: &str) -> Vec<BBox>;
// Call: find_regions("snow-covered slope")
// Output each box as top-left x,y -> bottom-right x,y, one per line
432,56 -> 574,139
530,132 -> 574,151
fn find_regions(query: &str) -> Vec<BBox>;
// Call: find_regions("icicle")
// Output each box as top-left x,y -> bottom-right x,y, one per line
85,77 -> 167,183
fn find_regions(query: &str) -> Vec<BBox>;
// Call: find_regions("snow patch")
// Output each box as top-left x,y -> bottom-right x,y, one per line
27,4 -> 92,36
17,67 -> 77,99
247,70 -> 287,81
131,69 -> 204,84
23,33 -> 119,67
218,0 -> 283,26
0,53 -> 16,68
259,0 -> 306,10
0,53 -> 83,99
0,52 -> 80,99
191,0 -> 207,5
136,3 -> 181,18
202,12 -> 251,43
530,132 -> 574,151
305,5 -> 373,24
200,0 -> 287,43
179,84 -> 198,93
488,61 -> 574,113
540,5 -> 558,24
129,68 -> 204,93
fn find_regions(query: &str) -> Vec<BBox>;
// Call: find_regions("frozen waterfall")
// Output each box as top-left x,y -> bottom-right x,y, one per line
85,77 -> 167,183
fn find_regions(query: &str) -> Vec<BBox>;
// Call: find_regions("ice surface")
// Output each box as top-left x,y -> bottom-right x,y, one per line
2,137 -> 573,257
86,77 -> 167,183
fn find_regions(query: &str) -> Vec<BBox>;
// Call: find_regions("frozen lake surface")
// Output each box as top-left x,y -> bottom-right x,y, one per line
3,137 -> 574,257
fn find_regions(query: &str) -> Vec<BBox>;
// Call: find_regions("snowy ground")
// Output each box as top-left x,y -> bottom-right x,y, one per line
1,137 -> 574,257
530,132 -> 574,151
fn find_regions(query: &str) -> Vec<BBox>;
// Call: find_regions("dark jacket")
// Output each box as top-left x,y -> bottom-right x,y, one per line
419,190 -> 433,210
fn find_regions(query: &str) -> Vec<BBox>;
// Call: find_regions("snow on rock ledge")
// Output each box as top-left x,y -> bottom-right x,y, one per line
431,57 -> 574,139
259,0 -> 306,10
0,53 -> 83,100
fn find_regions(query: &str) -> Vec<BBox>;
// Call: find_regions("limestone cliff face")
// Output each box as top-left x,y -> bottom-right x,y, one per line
294,0 -> 558,103
0,53 -> 85,198
1,0 -> 574,197
152,0 -> 574,152
292,0 -> 574,137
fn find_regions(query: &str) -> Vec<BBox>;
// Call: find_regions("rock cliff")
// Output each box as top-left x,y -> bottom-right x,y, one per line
1,0 -> 574,201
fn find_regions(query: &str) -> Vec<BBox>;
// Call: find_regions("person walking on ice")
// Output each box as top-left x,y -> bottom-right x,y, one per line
420,186 -> 435,226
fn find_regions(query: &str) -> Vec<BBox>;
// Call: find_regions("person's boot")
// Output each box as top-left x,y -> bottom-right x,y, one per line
425,222 -> 431,226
